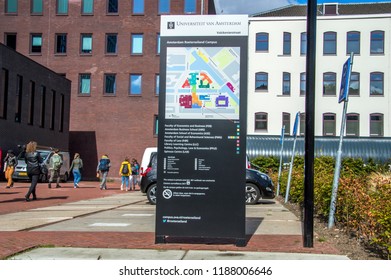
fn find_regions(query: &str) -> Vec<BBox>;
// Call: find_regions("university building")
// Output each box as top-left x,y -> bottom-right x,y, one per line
248,3 -> 391,139
0,0 -> 215,178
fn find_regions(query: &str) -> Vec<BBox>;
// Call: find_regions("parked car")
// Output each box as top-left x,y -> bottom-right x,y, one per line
140,153 -> 275,205
12,147 -> 70,182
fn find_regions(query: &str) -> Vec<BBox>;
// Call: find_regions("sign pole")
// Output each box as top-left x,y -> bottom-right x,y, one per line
277,125 -> 285,196
328,53 -> 354,228
285,112 -> 299,203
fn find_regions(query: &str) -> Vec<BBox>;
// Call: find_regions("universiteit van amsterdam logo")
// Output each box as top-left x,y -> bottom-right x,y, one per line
167,21 -> 175,29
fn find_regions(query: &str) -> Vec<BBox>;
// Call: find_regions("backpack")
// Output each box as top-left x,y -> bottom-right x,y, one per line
52,154 -> 62,170
99,158 -> 110,171
121,163 -> 129,175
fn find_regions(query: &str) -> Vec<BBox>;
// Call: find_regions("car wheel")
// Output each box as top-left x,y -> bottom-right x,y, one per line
147,184 -> 157,205
245,183 -> 261,205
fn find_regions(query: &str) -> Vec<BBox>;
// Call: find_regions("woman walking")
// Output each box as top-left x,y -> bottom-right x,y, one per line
69,153 -> 83,188
24,141 -> 43,201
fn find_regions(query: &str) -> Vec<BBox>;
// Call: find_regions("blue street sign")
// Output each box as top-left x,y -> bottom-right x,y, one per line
292,112 -> 300,136
339,57 -> 352,103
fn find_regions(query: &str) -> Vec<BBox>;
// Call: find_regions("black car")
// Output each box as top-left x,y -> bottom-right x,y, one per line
140,153 -> 275,205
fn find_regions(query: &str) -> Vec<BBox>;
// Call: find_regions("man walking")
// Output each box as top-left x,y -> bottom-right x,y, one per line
4,150 -> 17,188
48,149 -> 63,188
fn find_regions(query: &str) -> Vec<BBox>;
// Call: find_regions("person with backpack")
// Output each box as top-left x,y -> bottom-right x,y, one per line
119,157 -> 131,191
97,154 -> 111,190
3,149 -> 17,188
48,149 -> 63,189
131,158 -> 140,191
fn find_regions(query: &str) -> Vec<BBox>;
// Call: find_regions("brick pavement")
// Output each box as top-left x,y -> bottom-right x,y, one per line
0,181 -> 341,260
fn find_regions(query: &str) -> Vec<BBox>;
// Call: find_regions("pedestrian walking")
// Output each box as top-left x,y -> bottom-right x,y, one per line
97,154 -> 111,190
48,149 -> 63,189
119,157 -> 131,191
24,141 -> 43,201
131,158 -> 140,191
69,153 -> 83,188
3,150 -> 17,188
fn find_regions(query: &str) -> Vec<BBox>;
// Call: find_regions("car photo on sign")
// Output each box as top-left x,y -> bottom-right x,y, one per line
140,150 -> 275,205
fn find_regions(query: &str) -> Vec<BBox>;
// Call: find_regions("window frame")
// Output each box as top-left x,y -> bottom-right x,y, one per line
282,112 -> 291,135
80,33 -> 93,54
129,74 -> 142,96
31,0 -> 43,15
82,0 -> 94,15
282,72 -> 291,96
370,30 -> 384,55
132,0 -> 144,14
323,31 -> 337,55
30,33 -> 43,54
300,32 -> 307,55
5,0 -> 17,14
300,72 -> 306,96
158,0 -> 170,14
346,31 -> 360,55
283,32 -> 291,55
370,72 -> 384,96
79,74 -> 91,96
255,32 -> 269,52
323,72 -> 336,96
104,74 -> 116,95
349,72 -> 360,96
255,72 -> 268,91
254,112 -> 268,131
107,0 -> 118,14
131,33 -> 144,55
15,74 -> 23,123
184,0 -> 196,14
105,33 -> 118,54
155,74 -> 160,96
323,113 -> 336,136
56,0 -> 68,15
346,113 -> 359,137
55,33 -> 67,54
370,113 -> 384,137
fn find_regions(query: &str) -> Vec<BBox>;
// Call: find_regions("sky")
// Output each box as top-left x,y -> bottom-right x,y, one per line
214,0 -> 391,15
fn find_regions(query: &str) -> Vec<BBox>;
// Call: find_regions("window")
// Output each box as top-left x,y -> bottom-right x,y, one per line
57,0 -> 68,14
79,74 -> 91,95
347,31 -> 360,55
370,31 -> 384,54
132,0 -> 144,14
159,0 -> 170,14
30,34 -> 42,53
323,113 -> 336,136
300,32 -> 307,55
5,0 -> 17,13
370,113 -> 383,137
282,72 -> 290,95
15,75 -> 23,122
31,0 -> 43,14
346,113 -> 359,137
81,34 -> 92,54
300,112 -> 305,136
349,72 -> 359,96
370,72 -> 384,96
82,0 -> 94,14
283,32 -> 291,55
255,33 -> 268,52
50,90 -> 56,130
107,0 -> 118,14
184,0 -> 196,13
5,33 -> 17,50
28,81 -> 35,125
156,33 -> 160,54
154,114 -> 159,136
323,72 -> 336,96
130,74 -> 142,95
323,32 -> 337,55
155,74 -> 160,95
300,72 -> 306,96
55,34 -> 67,54
0,69 -> 9,119
106,34 -> 117,54
255,112 -> 268,131
39,86 -> 46,128
131,34 -> 143,54
255,72 -> 268,91
282,113 -> 290,135
104,74 -> 116,95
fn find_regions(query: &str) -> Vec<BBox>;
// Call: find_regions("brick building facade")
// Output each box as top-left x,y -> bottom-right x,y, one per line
0,0 -> 215,179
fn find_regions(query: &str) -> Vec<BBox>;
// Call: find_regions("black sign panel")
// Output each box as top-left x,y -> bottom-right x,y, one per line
156,15 -> 248,245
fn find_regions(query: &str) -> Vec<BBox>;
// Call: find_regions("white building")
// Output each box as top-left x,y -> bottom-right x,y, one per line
247,3 -> 391,138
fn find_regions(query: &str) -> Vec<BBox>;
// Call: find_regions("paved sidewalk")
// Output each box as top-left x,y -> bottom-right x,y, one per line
0,181 -> 347,260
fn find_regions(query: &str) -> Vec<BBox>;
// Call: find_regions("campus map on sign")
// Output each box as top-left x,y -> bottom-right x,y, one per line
165,47 -> 240,120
